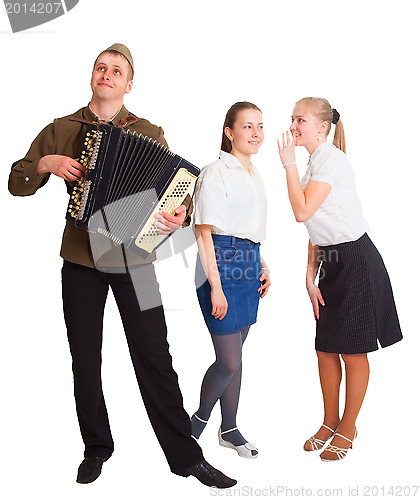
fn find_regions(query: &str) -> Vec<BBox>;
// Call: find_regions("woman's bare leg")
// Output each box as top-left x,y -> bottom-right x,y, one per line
304,351 -> 342,450
320,353 -> 369,459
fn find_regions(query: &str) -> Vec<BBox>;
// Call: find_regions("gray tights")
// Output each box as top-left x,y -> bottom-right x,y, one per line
191,326 -> 250,446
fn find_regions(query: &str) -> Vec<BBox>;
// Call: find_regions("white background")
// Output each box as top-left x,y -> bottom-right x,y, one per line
1,1 -> 418,498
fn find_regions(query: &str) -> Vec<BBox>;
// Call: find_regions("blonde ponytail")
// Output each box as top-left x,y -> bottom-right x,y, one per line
333,119 -> 346,154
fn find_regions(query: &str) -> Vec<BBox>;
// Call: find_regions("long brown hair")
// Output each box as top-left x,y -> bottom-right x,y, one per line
221,101 -> 262,153
296,97 -> 346,153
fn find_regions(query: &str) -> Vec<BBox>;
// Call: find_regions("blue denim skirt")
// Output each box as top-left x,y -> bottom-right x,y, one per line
195,235 -> 262,335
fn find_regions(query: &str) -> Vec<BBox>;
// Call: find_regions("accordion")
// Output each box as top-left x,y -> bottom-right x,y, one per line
66,123 -> 200,258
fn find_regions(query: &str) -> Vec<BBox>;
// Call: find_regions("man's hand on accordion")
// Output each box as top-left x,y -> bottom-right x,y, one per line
37,155 -> 86,182
154,205 -> 187,235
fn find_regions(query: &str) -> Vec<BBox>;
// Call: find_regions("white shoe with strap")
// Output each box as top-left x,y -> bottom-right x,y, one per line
218,427 -> 258,459
320,429 -> 358,462
192,413 -> 208,424
305,424 -> 336,451
191,413 -> 208,440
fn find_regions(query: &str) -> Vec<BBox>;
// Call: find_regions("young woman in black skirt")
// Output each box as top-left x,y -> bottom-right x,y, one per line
277,97 -> 402,461
191,102 -> 271,458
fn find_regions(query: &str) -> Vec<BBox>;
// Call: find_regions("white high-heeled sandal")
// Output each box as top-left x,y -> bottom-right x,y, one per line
305,424 -> 336,451
218,427 -> 258,459
320,429 -> 357,462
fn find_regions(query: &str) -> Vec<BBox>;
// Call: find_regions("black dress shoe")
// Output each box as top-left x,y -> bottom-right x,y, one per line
178,459 -> 237,488
76,457 -> 108,484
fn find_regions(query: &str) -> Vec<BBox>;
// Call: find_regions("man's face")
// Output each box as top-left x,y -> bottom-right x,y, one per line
90,52 -> 133,102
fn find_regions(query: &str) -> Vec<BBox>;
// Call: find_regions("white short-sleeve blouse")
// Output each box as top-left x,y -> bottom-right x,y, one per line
301,142 -> 369,246
193,151 -> 267,243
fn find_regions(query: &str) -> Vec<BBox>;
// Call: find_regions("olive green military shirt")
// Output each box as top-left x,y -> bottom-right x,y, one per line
9,105 -> 191,269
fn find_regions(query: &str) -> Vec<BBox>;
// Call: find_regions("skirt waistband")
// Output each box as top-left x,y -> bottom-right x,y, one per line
318,233 -> 368,250
211,234 -> 259,246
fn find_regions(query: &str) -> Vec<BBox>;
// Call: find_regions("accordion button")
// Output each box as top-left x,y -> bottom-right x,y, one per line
25,176 -> 30,182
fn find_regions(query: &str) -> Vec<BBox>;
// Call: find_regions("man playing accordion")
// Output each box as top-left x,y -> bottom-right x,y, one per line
8,42 -> 236,489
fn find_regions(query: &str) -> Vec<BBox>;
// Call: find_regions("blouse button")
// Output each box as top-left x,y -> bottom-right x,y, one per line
24,176 -> 30,182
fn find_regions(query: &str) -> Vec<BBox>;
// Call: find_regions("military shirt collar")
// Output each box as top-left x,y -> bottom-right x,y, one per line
83,104 -> 130,126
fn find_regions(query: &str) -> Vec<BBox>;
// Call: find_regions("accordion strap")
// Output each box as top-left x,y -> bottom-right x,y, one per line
67,115 -> 142,128
65,108 -> 142,129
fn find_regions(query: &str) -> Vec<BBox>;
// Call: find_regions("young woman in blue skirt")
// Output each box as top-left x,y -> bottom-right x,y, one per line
191,102 -> 270,458
278,97 -> 402,461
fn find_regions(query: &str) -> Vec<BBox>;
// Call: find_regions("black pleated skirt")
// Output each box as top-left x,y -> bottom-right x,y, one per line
316,233 -> 402,354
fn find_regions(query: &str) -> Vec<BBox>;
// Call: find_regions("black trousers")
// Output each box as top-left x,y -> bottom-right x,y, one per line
61,260 -> 203,474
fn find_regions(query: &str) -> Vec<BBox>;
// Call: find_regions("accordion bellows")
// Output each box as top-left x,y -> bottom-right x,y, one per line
67,124 -> 200,258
